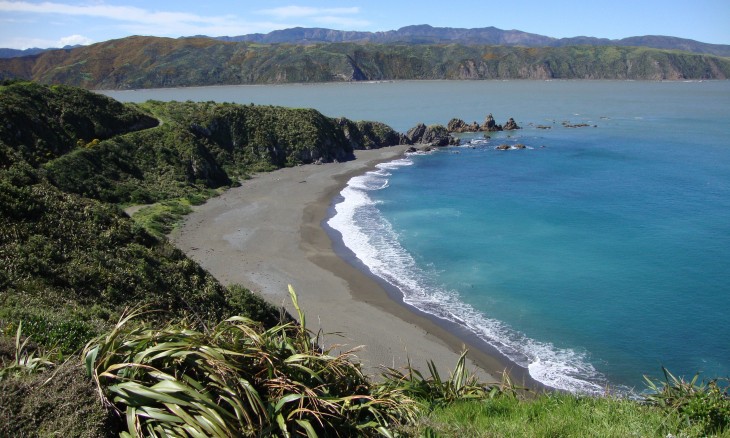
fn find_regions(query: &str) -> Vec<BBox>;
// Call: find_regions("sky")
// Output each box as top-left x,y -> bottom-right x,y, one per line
1,0 -> 729,50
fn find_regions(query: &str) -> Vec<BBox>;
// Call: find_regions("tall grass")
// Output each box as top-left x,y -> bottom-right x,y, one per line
0,322 -> 54,382
418,393 -> 684,438
79,285 -> 730,437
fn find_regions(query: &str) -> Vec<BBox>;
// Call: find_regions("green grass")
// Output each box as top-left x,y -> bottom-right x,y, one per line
416,393 -> 697,438
130,198 -> 195,238
3,286 -> 730,437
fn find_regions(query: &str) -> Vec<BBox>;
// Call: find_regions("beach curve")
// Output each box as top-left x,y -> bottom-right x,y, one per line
169,146 -> 517,383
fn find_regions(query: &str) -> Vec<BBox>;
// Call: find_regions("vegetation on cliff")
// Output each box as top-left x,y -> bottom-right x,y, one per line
0,81 -> 408,435
0,81 -> 403,351
0,83 -> 294,357
1,37 -> 728,89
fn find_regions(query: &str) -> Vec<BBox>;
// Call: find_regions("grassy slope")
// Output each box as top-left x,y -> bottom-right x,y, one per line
0,81 -> 158,167
417,394 -> 694,437
1,37 -> 729,88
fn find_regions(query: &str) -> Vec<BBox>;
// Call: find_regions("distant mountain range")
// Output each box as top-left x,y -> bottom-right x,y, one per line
1,25 -> 729,89
212,25 -> 730,57
3,25 -> 729,59
0,45 -> 81,59
0,47 -> 47,58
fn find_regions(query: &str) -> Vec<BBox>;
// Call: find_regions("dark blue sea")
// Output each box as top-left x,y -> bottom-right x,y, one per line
103,80 -> 730,394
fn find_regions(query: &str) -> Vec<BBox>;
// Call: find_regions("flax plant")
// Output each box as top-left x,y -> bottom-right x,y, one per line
83,286 -> 417,437
643,367 -> 730,435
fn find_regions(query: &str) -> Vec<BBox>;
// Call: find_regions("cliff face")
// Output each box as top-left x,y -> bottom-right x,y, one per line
1,37 -> 728,89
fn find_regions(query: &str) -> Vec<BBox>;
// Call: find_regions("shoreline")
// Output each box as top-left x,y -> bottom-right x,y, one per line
314,155 -> 544,391
169,146 -> 542,389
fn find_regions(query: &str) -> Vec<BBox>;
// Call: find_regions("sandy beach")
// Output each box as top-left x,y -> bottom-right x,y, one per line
169,146 -> 522,383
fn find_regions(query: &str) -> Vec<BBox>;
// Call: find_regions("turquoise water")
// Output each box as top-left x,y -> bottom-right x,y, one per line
105,80 -> 730,393
324,81 -> 730,393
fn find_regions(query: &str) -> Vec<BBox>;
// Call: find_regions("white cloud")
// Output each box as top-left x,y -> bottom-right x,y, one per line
0,1 -> 372,47
0,34 -> 91,50
0,1 -> 280,38
57,34 -> 93,47
0,1 -> 210,24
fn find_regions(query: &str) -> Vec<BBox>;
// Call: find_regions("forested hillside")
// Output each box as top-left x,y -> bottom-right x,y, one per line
0,81 -> 406,435
1,36 -> 728,89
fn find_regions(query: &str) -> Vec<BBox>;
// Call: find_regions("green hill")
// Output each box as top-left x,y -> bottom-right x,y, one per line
1,37 -> 728,89
0,81 -> 409,434
1,82 -> 301,353
0,82 -> 405,339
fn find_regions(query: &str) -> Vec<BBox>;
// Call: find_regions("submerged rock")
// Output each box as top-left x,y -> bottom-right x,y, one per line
496,143 -> 527,150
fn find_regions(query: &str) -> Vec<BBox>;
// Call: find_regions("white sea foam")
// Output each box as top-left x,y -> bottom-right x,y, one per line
327,158 -> 612,395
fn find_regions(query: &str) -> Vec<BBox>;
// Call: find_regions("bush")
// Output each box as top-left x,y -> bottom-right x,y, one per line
644,367 -> 730,435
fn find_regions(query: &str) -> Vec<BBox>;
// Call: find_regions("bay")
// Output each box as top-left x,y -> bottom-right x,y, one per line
103,80 -> 730,393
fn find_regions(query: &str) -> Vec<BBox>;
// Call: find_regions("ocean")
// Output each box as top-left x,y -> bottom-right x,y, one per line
102,80 -> 730,394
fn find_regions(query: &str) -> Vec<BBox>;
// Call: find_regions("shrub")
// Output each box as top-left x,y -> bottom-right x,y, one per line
379,350 -> 521,409
644,367 -> 730,435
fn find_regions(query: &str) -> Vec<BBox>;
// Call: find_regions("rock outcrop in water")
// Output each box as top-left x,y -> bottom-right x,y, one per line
503,117 -> 521,130
407,123 -> 459,147
482,114 -> 502,132
444,114 -> 521,133
496,143 -> 527,150
447,118 -> 481,133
